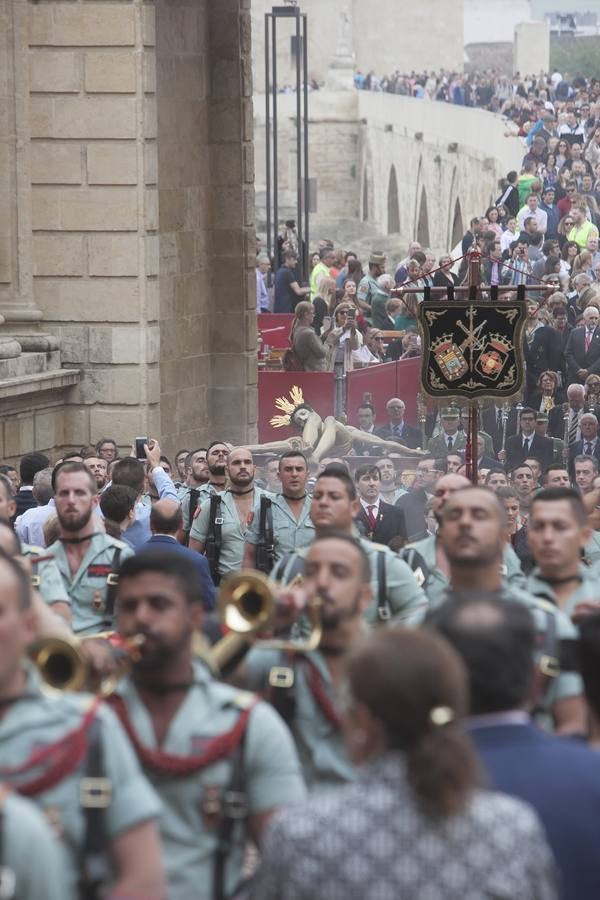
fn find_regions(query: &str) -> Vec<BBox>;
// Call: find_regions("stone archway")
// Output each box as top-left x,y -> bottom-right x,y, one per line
387,165 -> 400,234
451,197 -> 464,248
416,187 -> 430,247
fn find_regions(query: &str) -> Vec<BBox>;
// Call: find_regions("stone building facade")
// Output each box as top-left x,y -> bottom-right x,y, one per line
0,0 -> 257,461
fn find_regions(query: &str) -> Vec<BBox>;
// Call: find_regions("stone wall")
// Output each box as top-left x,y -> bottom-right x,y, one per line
0,0 -> 257,463
28,0 -> 161,447
156,0 -> 257,453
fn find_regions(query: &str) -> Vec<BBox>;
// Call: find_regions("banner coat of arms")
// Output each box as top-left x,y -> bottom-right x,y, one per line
417,300 -> 527,400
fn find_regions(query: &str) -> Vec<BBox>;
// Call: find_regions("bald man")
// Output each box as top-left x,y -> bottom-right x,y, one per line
401,473 -> 526,607
144,499 -> 216,609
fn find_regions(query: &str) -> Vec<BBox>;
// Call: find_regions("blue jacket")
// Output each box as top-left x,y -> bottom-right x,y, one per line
468,720 -> 600,900
142,535 -> 216,610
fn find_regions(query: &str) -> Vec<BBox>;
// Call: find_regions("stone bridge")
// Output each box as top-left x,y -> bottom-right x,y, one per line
254,90 -> 524,258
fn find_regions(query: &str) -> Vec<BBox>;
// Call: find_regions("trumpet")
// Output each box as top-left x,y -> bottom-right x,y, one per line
29,631 -> 145,694
207,570 -> 322,676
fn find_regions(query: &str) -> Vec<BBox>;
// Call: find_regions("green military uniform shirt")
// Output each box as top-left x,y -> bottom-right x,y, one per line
0,667 -> 161,900
527,563 -> 600,622
47,532 -> 133,634
584,531 -> 600,567
22,543 -> 70,607
115,660 -> 306,900
1,792 -> 68,900
245,493 -> 315,564
245,647 -> 354,792
357,273 -> 380,314
403,534 -> 526,609
274,537 -> 428,626
190,487 -> 265,578
426,430 -> 467,458
494,584 -> 583,712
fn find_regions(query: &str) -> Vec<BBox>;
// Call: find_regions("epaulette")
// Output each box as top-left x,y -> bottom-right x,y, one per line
231,690 -> 258,711
531,596 -> 558,615
370,541 -> 389,552
23,544 -> 45,557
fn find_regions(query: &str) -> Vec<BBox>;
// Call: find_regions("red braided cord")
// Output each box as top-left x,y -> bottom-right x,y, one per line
108,695 -> 257,776
302,658 -> 342,731
0,697 -> 102,797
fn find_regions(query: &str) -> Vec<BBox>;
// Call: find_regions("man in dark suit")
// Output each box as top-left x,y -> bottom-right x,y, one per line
353,464 -> 407,549
569,412 -> 600,469
503,406 -> 554,472
395,456 -> 439,541
15,452 -> 50,518
143,498 -> 216,610
565,304 -> 600,384
374,397 -> 421,449
431,595 -> 600,900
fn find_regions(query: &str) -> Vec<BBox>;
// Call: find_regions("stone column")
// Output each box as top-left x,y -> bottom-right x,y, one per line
0,0 -> 42,323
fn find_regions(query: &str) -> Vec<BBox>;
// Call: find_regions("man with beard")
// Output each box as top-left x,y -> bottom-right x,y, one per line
0,549 -> 165,900
272,469 -> 427,625
47,461 -> 133,633
243,451 -> 314,571
437,486 -> 585,733
110,551 -> 305,900
199,442 -> 231,498
375,457 -> 406,504
174,448 -> 190,488
178,447 -> 209,543
243,532 -> 373,791
189,448 -> 265,584
83,455 -> 108,491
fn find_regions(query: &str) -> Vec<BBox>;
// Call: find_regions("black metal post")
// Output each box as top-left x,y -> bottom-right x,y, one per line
264,14 -> 272,262
302,13 -> 309,282
271,14 -> 279,269
294,10 -> 303,280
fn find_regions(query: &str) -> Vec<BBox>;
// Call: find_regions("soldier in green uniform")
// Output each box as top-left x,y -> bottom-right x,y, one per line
426,407 -> 468,458
46,462 -> 133,633
0,786 -> 68,900
357,252 -> 386,320
526,487 -> 599,621
0,550 -> 165,900
243,533 -> 372,792
190,448 -> 266,581
243,451 -> 315,570
178,448 -> 209,540
436,485 -> 585,734
112,550 -> 306,900
402,472 -> 527,610
272,468 -> 427,626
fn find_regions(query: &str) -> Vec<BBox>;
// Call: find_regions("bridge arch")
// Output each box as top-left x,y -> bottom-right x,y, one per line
416,187 -> 430,247
451,197 -> 464,248
387,165 -> 400,234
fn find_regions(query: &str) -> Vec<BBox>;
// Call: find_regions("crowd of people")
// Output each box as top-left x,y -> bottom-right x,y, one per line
7,60 -> 600,900
2,388 -> 600,897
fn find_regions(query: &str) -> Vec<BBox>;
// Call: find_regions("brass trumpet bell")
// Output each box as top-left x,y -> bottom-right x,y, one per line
29,631 -> 144,694
207,570 -> 322,677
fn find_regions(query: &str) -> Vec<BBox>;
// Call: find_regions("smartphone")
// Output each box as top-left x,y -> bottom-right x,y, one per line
346,308 -> 356,321
135,437 -> 149,460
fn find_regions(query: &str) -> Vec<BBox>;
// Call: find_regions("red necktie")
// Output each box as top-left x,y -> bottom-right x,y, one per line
586,329 -> 594,352
366,505 -> 377,531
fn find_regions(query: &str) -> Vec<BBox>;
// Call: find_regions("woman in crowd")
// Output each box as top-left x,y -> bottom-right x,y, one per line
571,250 -> 595,280
432,254 -> 458,290
393,293 -> 418,332
529,370 -> 563,414
561,237 -> 579,269
322,303 -> 362,374
556,139 -> 571,170
485,206 -> 503,239
289,300 -> 327,372
312,275 -> 338,334
251,628 -> 557,900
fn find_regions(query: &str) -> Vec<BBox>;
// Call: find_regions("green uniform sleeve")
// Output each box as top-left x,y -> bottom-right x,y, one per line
189,500 -> 210,544
387,555 -> 429,625
98,703 -> 162,838
4,793 -> 70,900
38,559 -> 70,606
502,544 -> 526,589
243,699 -> 307,813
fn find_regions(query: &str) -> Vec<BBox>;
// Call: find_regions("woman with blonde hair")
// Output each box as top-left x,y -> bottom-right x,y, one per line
322,303 -> 362,373
312,275 -> 338,333
287,300 -> 327,371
